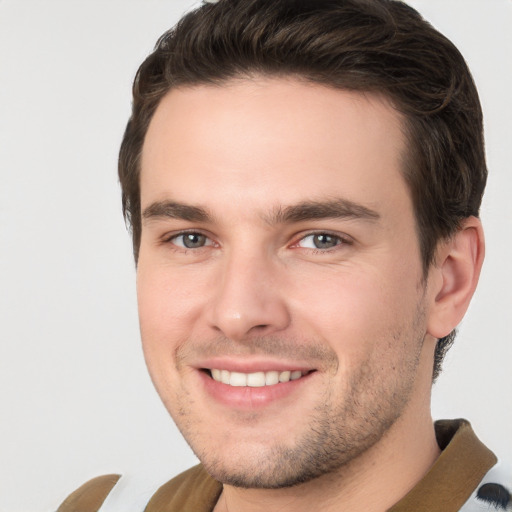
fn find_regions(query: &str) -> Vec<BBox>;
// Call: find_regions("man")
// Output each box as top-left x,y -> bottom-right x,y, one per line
57,0 -> 510,511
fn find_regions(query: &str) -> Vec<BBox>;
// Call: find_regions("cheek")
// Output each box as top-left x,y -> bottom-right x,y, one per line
136,266 -> 195,393
136,260 -> 207,340
288,261 -> 422,354
136,270 -> 191,377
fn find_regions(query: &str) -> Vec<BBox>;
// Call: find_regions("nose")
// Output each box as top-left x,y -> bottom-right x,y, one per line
206,251 -> 291,341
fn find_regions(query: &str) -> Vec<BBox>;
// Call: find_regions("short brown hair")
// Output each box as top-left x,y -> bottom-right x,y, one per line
119,0 -> 487,379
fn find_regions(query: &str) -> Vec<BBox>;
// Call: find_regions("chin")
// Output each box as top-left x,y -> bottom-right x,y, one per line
188,417 -> 389,490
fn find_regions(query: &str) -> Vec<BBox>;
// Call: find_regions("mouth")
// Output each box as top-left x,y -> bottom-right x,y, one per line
205,368 -> 311,387
196,361 -> 317,408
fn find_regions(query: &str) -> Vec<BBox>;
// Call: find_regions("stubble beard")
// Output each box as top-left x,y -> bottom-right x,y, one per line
167,312 -> 426,489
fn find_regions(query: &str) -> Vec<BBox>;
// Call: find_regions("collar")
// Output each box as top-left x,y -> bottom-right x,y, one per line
147,418 -> 496,511
389,419 -> 497,511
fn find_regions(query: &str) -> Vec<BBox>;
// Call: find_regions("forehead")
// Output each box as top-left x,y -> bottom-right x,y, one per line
140,77 -> 408,217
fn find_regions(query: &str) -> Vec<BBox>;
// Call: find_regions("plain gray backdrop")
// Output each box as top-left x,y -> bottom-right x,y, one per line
0,1 -> 511,511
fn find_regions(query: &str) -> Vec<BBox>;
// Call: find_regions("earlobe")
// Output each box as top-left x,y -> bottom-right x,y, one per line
427,217 -> 485,339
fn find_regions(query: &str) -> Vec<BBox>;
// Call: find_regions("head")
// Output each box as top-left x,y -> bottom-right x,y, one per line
119,0 -> 487,381
120,0 -> 486,489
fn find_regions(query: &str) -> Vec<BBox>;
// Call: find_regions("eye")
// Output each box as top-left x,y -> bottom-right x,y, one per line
297,233 -> 345,250
171,232 -> 213,249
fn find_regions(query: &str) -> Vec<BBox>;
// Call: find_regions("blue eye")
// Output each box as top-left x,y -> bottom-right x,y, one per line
173,233 -> 210,249
298,233 -> 343,249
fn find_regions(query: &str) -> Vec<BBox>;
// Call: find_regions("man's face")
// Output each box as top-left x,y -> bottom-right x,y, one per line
137,78 -> 437,487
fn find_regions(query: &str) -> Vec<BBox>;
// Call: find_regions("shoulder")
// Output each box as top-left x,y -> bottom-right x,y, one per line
145,464 -> 222,511
461,460 -> 512,511
56,466 -> 222,512
437,419 -> 512,511
56,474 -> 121,512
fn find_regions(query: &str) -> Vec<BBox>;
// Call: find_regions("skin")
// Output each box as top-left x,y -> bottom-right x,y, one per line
137,77 -> 484,512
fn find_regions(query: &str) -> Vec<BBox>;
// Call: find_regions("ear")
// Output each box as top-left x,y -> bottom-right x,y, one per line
427,216 -> 485,339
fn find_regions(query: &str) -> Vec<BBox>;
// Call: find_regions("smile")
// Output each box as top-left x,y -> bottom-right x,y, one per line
208,369 -> 308,387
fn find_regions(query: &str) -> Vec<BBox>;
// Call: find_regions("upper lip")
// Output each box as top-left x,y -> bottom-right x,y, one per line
193,357 -> 316,373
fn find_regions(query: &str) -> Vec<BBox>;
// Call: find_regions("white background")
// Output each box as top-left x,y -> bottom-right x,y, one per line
0,1 -> 511,511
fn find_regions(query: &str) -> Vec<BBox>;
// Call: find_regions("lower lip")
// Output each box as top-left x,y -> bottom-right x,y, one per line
199,370 -> 314,409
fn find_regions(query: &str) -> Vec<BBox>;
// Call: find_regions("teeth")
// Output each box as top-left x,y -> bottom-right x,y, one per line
220,369 -> 230,385
247,372 -> 265,387
209,369 -> 306,387
265,371 -> 279,386
229,372 -> 247,387
279,370 -> 291,382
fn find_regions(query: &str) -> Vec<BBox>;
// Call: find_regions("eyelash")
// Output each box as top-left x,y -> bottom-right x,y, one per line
163,229 -> 352,255
292,231 -> 353,252
163,230 -> 216,250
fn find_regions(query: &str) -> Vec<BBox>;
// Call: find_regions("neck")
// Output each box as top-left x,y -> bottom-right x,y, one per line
216,418 -> 439,512
214,351 -> 440,512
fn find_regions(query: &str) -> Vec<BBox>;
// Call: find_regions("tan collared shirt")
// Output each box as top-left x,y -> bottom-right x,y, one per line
57,419 -> 499,512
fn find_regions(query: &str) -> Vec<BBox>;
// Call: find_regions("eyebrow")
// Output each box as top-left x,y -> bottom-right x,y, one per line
142,198 -> 380,226
142,201 -> 212,223
267,199 -> 381,225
